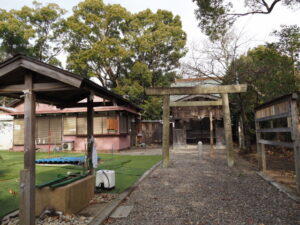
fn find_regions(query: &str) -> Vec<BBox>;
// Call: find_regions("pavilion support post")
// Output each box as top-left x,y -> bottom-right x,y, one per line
87,94 -> 94,174
209,110 -> 214,153
291,99 -> 300,193
162,95 -> 170,168
222,93 -> 234,167
19,73 -> 36,225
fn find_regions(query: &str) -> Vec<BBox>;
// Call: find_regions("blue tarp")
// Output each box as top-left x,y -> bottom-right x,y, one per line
35,156 -> 100,165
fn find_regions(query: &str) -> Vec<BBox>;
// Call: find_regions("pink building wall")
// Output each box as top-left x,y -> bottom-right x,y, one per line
63,135 -> 130,152
12,135 -> 131,152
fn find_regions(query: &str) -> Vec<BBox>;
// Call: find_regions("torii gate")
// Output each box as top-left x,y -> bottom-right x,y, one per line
146,84 -> 247,168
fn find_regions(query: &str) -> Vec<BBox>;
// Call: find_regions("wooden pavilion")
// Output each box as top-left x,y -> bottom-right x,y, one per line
0,54 -> 140,224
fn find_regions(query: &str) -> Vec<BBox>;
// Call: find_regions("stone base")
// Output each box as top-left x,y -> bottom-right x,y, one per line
36,175 -> 95,216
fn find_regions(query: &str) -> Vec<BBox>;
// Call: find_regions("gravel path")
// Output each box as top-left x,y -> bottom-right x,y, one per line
105,146 -> 300,225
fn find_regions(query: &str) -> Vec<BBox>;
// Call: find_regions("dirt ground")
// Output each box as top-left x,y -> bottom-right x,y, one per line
104,145 -> 300,225
241,146 -> 297,191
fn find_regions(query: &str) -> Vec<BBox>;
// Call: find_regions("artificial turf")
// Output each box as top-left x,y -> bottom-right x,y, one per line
0,151 -> 161,218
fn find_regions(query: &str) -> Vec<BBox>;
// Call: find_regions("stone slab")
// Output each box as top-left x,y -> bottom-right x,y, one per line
110,206 -> 133,218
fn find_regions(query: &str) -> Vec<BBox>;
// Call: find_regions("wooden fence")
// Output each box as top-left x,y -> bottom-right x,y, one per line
255,93 -> 300,193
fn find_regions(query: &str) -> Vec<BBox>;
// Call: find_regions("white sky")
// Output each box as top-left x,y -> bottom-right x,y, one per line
1,0 -> 300,63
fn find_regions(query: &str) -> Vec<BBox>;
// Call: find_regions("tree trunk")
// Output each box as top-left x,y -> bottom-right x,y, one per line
238,93 -> 252,154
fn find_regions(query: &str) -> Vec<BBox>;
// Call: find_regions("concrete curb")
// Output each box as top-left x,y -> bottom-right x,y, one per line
89,160 -> 162,225
256,171 -> 300,203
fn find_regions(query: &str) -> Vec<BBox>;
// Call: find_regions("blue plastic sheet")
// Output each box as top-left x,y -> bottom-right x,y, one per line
35,156 -> 100,165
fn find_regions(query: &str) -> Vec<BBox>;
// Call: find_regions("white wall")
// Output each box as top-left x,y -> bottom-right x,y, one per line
0,116 -> 13,150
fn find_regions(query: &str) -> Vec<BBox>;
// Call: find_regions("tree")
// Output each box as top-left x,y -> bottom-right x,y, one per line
114,9 -> 186,119
0,8 -> 34,56
182,30 -> 254,152
224,45 -> 298,151
65,0 -> 187,119
19,1 -> 67,65
272,24 -> 300,74
0,1 -> 66,65
65,0 -> 132,87
193,0 -> 300,40
65,0 -> 186,88
182,30 -> 247,83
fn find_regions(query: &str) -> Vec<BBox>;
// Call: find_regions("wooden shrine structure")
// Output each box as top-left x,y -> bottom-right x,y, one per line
255,93 -> 300,193
146,84 -> 247,168
0,54 -> 140,225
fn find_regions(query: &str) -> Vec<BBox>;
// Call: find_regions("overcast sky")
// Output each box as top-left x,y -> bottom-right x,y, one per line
1,0 -> 300,61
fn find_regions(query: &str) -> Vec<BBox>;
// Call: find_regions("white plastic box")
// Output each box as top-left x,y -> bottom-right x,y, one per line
96,170 -> 115,189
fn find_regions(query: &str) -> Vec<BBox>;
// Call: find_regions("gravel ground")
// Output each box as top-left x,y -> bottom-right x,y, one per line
2,194 -> 116,225
105,146 -> 300,225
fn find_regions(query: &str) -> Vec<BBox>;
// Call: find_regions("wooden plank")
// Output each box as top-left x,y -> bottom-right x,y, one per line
290,99 -> 300,193
256,127 -> 292,133
146,84 -> 247,96
222,93 -> 234,167
19,73 -> 36,225
255,112 -> 291,122
258,139 -> 294,148
170,100 -> 222,107
162,95 -> 170,168
87,94 -> 94,174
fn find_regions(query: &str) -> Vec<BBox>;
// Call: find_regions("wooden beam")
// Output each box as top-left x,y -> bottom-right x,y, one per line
0,82 -> 76,94
146,84 -> 247,96
170,100 -> 222,107
222,93 -> 234,167
59,102 -> 113,108
255,112 -> 291,122
258,139 -> 294,148
162,95 -> 170,168
33,82 -> 76,92
86,94 -> 94,174
0,84 -> 25,93
256,127 -> 292,133
19,73 -> 36,225
0,59 -> 21,77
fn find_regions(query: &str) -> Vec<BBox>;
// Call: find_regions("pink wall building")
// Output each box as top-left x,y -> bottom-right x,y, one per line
8,96 -> 140,152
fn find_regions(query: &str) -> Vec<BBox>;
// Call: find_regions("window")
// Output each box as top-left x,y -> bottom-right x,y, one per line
63,116 -> 76,135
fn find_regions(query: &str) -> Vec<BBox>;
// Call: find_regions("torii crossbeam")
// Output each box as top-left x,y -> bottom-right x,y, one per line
146,84 -> 247,168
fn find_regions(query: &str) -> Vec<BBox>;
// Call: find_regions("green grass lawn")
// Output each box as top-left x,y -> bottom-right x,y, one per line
0,151 -> 161,219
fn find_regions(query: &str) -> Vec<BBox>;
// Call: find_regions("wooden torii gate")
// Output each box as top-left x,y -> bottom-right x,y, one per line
146,84 -> 247,168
